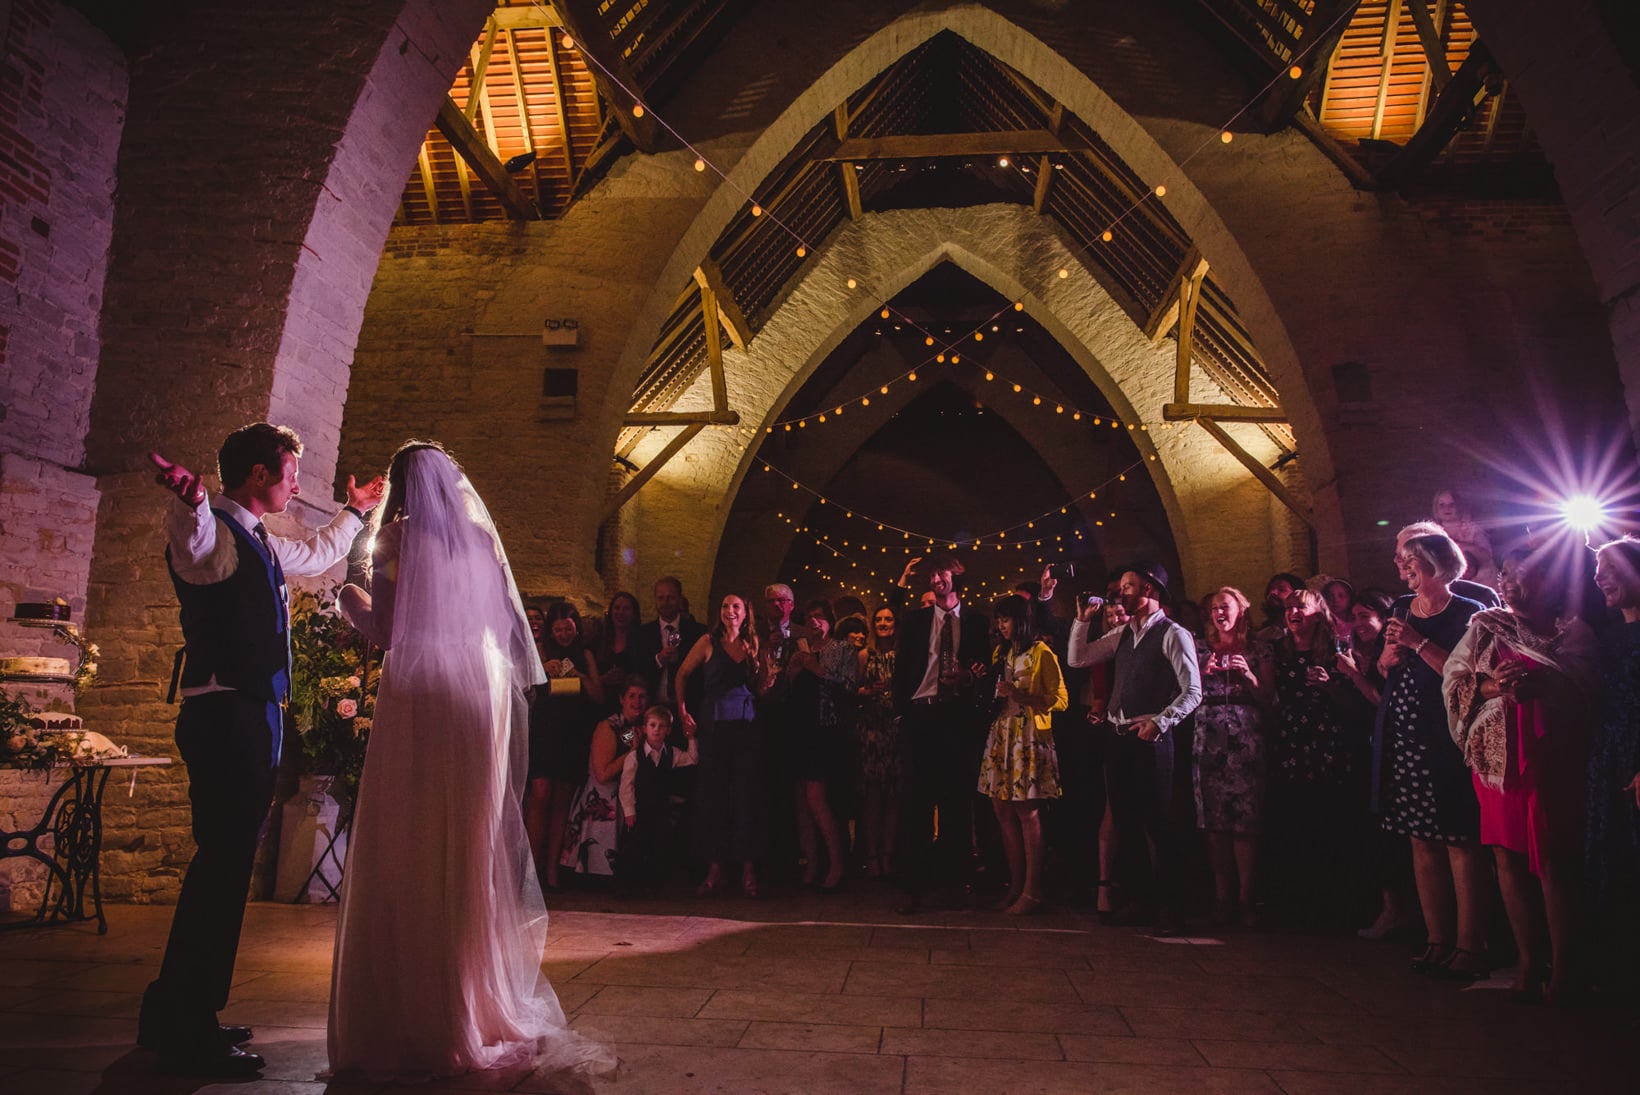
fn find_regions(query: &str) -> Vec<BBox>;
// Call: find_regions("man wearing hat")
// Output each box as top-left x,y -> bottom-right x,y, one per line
1067,562 -> 1202,928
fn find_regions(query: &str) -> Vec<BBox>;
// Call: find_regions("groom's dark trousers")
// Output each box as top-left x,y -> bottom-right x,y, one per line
141,692 -> 280,1046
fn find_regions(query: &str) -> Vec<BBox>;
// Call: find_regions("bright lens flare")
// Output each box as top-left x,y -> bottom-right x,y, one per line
1560,494 -> 1607,531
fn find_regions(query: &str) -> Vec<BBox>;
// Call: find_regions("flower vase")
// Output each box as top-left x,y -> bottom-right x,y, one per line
274,774 -> 349,902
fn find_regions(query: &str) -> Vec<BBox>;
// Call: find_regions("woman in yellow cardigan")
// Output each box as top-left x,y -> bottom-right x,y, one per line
979,595 -> 1070,914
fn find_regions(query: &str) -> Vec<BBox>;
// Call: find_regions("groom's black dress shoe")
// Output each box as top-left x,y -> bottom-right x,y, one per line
138,1021 -> 253,1050
157,1044 -> 265,1077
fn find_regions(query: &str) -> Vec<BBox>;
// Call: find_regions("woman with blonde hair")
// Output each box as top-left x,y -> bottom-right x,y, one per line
1192,586 -> 1274,925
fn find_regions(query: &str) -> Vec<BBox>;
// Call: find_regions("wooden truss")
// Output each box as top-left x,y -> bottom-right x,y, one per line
604,268 -> 744,520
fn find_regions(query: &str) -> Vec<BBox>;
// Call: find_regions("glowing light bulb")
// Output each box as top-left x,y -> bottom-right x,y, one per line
846,277 -> 858,289
974,332 -> 984,341
881,308 -> 890,319
1014,301 -> 1024,311
632,103 -> 645,118
1220,130 -> 1234,144
925,336 -> 935,346
1560,494 -> 1608,531
1012,384 -> 1022,393
752,204 -> 763,216
984,371 -> 995,382
998,156 -> 1010,168
796,245 -> 807,258
1288,64 -> 1303,79
1154,184 -> 1166,197
1032,396 -> 1042,406
694,158 -> 706,172
1101,229 -> 1113,242
935,353 -> 945,363
908,371 -> 917,381
1057,268 -> 1069,279
880,385 -> 889,394
561,34 -> 575,49
861,396 -> 870,406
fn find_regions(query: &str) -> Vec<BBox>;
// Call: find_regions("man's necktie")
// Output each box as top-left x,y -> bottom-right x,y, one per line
936,611 -> 955,698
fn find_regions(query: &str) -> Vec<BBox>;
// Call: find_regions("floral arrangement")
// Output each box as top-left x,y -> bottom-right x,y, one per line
51,623 -> 99,694
289,587 -> 378,808
0,690 -> 85,771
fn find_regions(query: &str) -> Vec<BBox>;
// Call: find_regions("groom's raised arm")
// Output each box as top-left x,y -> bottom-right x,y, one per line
272,474 -> 385,577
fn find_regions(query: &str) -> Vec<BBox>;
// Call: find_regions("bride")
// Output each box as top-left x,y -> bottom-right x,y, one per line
328,441 -> 611,1081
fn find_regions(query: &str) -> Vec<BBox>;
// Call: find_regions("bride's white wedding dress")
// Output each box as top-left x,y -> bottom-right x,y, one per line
328,447 -> 611,1081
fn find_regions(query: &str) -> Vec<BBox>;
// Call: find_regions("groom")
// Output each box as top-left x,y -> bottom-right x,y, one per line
138,423 -> 383,1076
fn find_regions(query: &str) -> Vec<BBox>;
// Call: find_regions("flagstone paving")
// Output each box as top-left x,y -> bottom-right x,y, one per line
0,890 -> 1632,1093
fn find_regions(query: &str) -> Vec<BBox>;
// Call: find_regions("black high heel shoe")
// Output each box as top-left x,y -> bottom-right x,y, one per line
1431,946 -> 1490,983
1411,941 -> 1450,975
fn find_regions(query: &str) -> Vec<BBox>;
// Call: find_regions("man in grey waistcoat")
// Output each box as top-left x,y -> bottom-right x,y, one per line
1066,562 -> 1202,928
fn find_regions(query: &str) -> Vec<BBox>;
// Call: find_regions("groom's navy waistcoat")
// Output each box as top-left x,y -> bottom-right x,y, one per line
167,508 -> 290,704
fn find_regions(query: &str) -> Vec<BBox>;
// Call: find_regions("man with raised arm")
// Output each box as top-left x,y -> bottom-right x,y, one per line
138,423 -> 383,1077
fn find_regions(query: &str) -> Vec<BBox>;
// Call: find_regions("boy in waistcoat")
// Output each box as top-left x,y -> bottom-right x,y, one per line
619,705 -> 699,892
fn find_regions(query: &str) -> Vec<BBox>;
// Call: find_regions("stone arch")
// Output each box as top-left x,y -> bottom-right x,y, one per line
608,5 -> 1337,601
77,0 -> 492,902
625,205 -> 1283,604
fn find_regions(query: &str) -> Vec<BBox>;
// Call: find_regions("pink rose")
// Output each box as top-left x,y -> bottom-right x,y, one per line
336,698 -> 358,718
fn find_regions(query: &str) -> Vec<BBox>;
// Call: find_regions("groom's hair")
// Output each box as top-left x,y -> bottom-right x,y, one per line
219,423 -> 302,488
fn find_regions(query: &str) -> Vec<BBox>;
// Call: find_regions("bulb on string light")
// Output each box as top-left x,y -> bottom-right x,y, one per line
783,423 -> 792,432
632,103 -> 645,117
796,245 -> 807,258
1012,384 -> 1022,393
951,354 -> 960,364
1014,301 -> 1024,311
818,414 -> 826,422
925,336 -> 935,346
935,353 -> 946,363
1154,184 -> 1166,197
975,332 -> 984,341
561,33 -> 575,48
1220,130 -> 1234,144
1288,64 -> 1303,79
1057,268 -> 1069,279
997,156 -> 1010,167
846,277 -> 858,289
984,371 -> 994,382
751,204 -> 763,216
1101,229 -> 1113,243
1032,396 -> 1042,406
1072,411 -> 1082,421
1055,405 -> 1064,414
881,308 -> 890,320
694,158 -> 706,172
908,371 -> 917,381
880,385 -> 889,394
861,396 -> 870,406
798,420 -> 806,428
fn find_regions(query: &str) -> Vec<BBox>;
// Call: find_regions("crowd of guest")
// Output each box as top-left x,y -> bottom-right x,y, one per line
520,488 -> 1640,1005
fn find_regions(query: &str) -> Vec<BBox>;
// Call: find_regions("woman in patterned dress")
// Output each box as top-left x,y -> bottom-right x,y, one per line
1375,530 -> 1488,979
560,678 -> 646,880
1445,547 -> 1597,1002
978,595 -> 1069,914
1193,587 -> 1274,925
1266,588 -> 1371,930
855,606 -> 899,879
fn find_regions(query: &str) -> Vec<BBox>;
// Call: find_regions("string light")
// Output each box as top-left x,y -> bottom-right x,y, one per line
752,203 -> 763,216
631,103 -> 645,118
694,158 -> 707,172
846,277 -> 858,289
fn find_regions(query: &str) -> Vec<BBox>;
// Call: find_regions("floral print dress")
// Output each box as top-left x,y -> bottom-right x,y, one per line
560,713 -> 638,876
855,647 -> 899,792
1192,640 -> 1269,834
978,642 -> 1067,801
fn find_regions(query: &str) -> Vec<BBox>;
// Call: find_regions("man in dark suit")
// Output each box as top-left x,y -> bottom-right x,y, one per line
891,553 -> 992,914
141,425 -> 381,1076
635,575 -> 708,726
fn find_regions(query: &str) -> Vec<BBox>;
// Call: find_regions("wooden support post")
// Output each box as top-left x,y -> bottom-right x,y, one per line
503,30 -> 547,216
1406,0 -> 1450,93
433,97 -> 537,221
416,143 -> 439,224
603,424 -> 707,521
822,129 -> 1090,160
1144,247 -> 1208,344
464,18 -> 499,122
555,0 -> 662,153
1031,154 -> 1053,213
1174,274 -> 1203,404
838,162 -> 863,219
693,261 -> 751,350
1370,0 -> 1405,141
700,282 -> 728,412
544,33 -> 577,199
1197,418 -> 1314,527
1163,402 -> 1290,423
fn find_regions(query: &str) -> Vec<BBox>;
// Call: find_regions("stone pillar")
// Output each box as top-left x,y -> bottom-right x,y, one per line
77,0 -> 489,902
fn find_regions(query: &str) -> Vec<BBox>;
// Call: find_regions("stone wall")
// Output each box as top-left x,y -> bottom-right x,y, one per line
0,0 -> 122,645
75,0 -> 489,902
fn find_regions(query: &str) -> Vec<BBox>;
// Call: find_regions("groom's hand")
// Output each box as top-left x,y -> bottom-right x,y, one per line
345,474 -> 387,513
149,451 -> 205,506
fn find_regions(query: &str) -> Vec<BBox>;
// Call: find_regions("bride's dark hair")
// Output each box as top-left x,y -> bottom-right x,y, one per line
377,440 -> 461,528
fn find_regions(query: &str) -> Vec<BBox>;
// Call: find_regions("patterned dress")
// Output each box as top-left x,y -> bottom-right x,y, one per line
1271,645 -> 1355,787
1192,640 -> 1269,834
559,714 -> 638,876
855,647 -> 899,792
978,642 -> 1066,801
1377,595 -> 1484,842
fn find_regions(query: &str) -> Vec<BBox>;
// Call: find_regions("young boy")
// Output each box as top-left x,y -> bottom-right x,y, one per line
618,705 -> 698,892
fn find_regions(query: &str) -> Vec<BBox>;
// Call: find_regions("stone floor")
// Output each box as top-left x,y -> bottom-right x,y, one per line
0,888 -> 1632,1094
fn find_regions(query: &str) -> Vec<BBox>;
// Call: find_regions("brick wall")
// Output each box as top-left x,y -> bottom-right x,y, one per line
75,0 -> 489,902
0,0 -> 121,641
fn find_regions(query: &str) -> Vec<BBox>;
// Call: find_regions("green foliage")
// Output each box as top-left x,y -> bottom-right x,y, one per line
288,587 -> 377,807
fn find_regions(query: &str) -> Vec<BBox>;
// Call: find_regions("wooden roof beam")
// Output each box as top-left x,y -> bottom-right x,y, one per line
1253,0 -> 1362,132
1196,417 -> 1314,527
693,260 -> 752,350
554,0 -> 663,154
1373,41 -> 1497,190
1143,246 -> 1209,344
492,5 -> 562,30
433,96 -> 538,220
1163,402 -> 1289,423
821,129 -> 1091,161
1406,0 -> 1450,93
